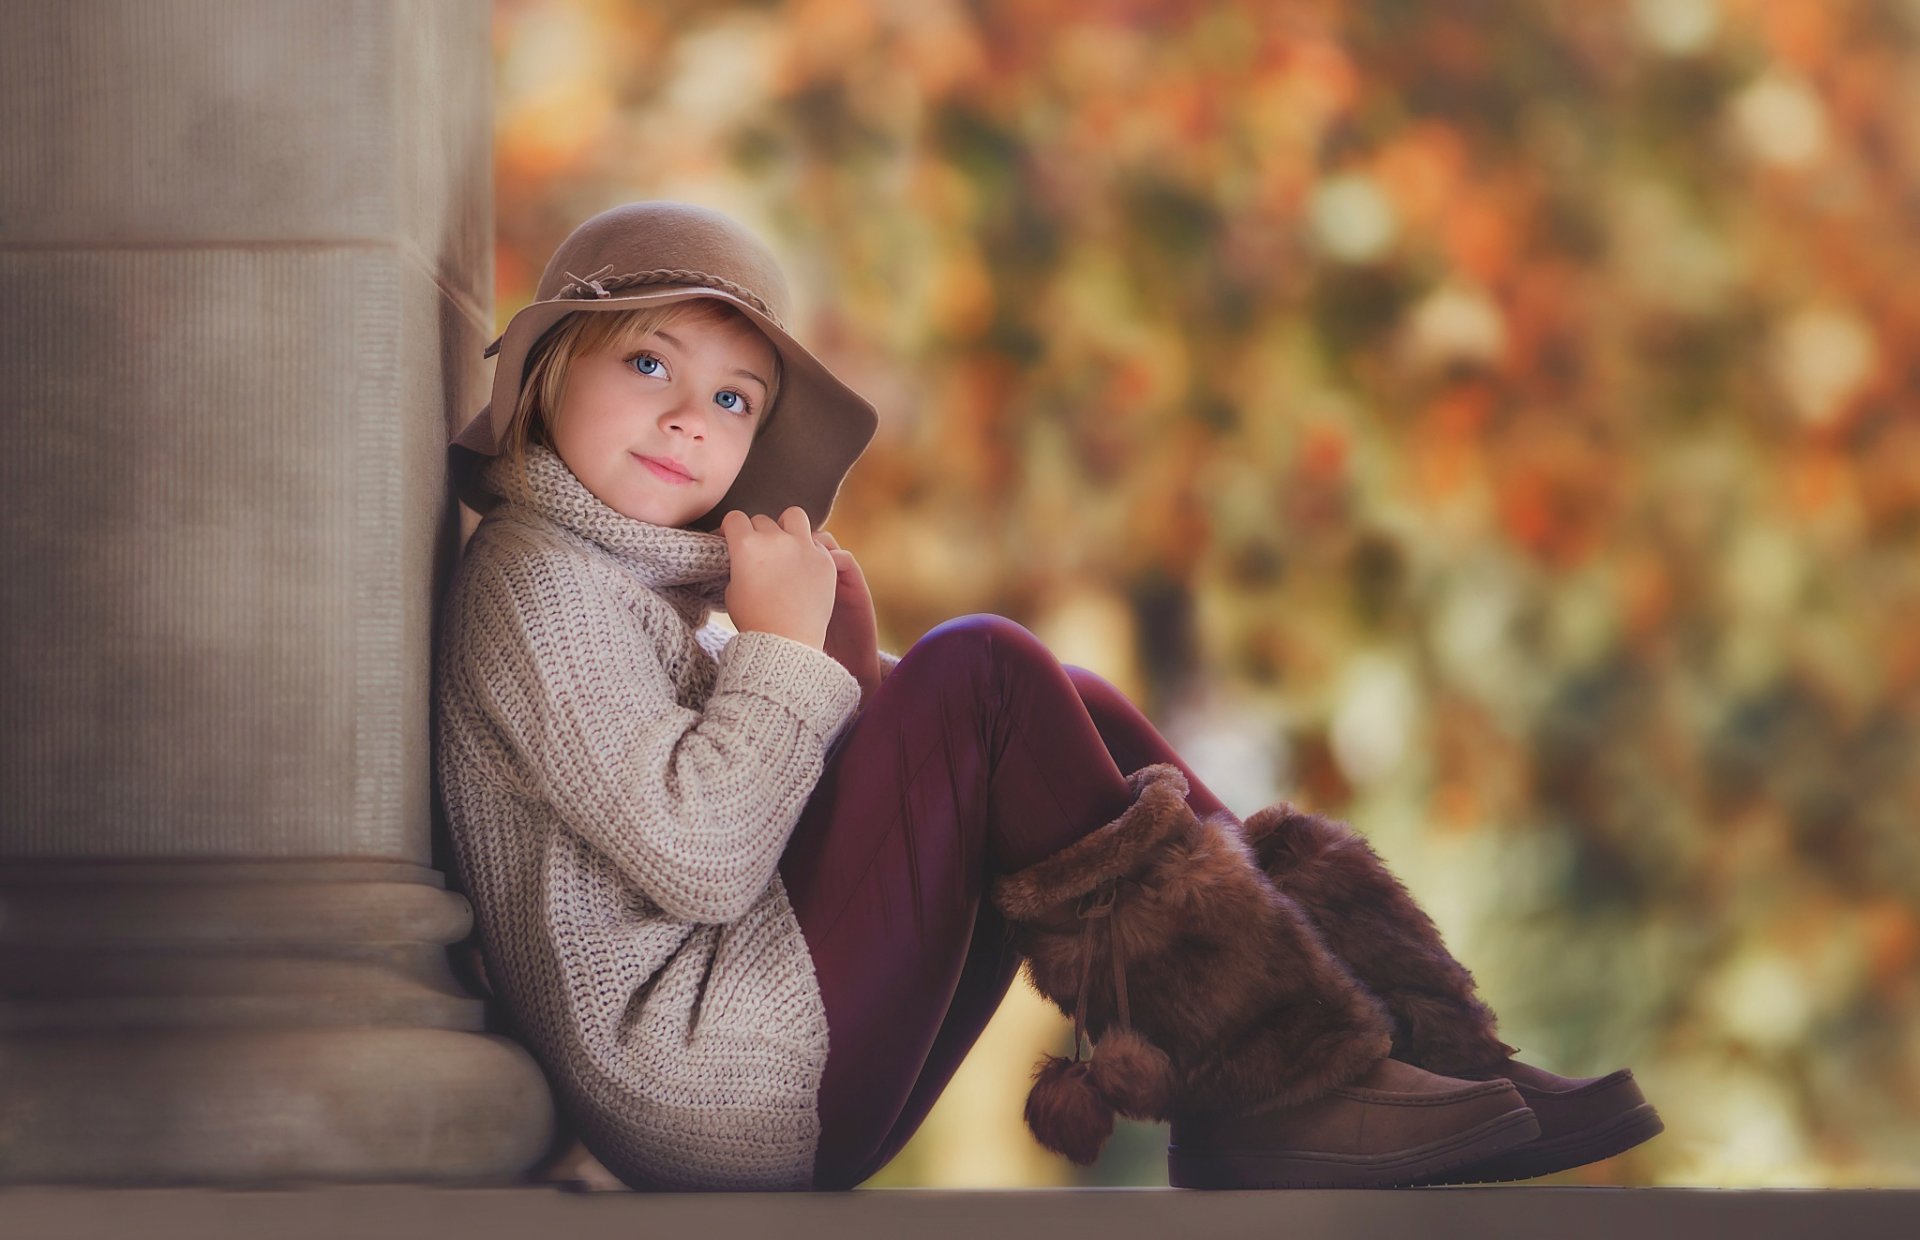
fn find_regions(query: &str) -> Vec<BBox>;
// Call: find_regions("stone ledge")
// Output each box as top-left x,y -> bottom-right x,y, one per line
0,1185 -> 1912,1240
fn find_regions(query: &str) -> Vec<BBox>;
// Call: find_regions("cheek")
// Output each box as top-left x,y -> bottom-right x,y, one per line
566,386 -> 627,441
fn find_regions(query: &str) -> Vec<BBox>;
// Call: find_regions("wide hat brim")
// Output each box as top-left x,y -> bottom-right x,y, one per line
450,283 -> 878,532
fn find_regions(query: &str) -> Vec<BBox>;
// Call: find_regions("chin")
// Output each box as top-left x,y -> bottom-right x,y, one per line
593,484 -> 674,527
620,501 -> 683,526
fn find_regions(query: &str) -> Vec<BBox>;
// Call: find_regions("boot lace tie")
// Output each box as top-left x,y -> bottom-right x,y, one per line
1069,876 -> 1133,1062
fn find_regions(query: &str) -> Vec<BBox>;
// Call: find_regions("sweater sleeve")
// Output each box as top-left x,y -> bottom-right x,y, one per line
457,552 -> 862,924
878,648 -> 902,682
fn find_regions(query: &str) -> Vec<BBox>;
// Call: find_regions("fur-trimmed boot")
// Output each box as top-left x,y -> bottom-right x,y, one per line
1239,799 -> 1664,1182
989,763 -> 1541,1188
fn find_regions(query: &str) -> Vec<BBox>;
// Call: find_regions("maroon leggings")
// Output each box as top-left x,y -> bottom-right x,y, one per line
775,614 -> 1231,1190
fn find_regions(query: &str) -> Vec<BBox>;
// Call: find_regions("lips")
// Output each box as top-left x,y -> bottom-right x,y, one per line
633,452 -> 693,483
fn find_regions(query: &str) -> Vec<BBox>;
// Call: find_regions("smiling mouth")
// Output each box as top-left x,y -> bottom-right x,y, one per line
632,452 -> 693,483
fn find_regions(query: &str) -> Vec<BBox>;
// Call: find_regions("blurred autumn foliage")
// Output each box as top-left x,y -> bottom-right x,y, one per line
493,0 -> 1920,1188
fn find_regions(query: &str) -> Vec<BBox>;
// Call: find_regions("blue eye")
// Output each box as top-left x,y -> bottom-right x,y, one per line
628,349 -> 753,416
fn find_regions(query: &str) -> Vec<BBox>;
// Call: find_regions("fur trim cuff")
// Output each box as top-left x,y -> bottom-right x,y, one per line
1240,800 -> 1514,1074
988,763 -> 1195,922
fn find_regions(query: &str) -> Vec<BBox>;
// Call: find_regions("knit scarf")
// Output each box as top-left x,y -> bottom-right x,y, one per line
482,443 -> 733,628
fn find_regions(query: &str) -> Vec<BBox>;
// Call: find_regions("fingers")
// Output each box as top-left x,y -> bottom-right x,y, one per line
778,505 -> 812,539
732,507 -> 823,547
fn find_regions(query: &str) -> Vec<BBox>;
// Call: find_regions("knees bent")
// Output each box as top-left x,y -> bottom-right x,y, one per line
901,613 -> 1053,680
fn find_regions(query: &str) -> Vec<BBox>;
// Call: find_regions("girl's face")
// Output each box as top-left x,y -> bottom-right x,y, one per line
545,307 -> 776,529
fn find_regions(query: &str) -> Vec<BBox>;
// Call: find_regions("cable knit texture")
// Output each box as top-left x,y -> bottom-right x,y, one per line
434,442 -> 902,1191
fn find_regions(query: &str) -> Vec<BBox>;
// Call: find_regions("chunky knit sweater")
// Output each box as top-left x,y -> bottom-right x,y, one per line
434,443 -> 900,1191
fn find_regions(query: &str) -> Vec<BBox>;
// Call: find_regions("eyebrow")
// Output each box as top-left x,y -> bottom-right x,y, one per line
652,330 -> 770,395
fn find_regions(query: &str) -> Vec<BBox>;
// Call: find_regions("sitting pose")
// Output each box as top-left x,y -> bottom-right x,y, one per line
433,200 -> 1662,1192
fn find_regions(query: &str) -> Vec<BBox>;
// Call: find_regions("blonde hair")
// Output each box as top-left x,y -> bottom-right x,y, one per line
497,298 -> 783,504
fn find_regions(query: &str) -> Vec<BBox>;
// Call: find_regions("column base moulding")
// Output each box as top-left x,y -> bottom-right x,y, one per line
0,859 -> 556,1185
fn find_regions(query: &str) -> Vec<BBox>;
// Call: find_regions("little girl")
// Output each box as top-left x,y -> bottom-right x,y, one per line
435,200 -> 1661,1193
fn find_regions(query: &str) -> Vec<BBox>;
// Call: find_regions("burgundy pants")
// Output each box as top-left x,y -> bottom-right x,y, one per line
776,614 -> 1231,1190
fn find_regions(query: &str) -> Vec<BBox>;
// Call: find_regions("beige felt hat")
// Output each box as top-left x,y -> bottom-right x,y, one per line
450,201 -> 878,529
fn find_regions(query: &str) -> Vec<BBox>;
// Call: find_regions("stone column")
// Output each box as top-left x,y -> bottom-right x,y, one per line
0,0 -> 555,1183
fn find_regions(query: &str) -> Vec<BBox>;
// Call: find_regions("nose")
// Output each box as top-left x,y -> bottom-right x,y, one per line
662,389 -> 707,437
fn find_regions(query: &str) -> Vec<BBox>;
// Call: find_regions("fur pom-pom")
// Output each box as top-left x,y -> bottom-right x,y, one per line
1023,1054 -> 1115,1165
1089,1026 -> 1175,1121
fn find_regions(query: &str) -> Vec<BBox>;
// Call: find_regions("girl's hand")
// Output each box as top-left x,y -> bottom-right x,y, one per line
720,507 -> 837,651
812,529 -> 883,707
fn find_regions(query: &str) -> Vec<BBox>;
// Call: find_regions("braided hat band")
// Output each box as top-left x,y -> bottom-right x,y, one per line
451,200 -> 879,532
560,264 -> 782,324
480,264 -> 787,359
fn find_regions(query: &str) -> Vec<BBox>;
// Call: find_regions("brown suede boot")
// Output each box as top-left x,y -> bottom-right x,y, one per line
1164,1057 -> 1541,1189
1239,799 -> 1663,1181
988,763 -> 1540,1188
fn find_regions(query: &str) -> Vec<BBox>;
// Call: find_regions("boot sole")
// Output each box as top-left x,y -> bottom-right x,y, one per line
1411,1104 -> 1665,1185
1166,1105 -> 1541,1190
